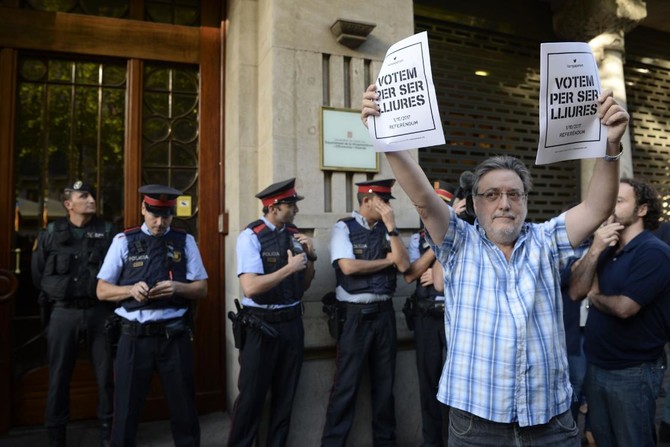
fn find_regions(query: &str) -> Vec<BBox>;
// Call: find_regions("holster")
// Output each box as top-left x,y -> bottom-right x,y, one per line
38,292 -> 53,331
402,295 -> 416,331
321,292 -> 345,340
228,310 -> 246,350
104,313 -> 122,356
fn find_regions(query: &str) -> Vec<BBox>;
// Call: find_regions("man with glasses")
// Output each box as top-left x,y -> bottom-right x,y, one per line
361,85 -> 629,446
321,179 -> 410,446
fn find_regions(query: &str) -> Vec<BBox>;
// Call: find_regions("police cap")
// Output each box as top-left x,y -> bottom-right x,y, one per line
433,180 -> 456,203
355,179 -> 396,200
139,184 -> 182,217
64,180 -> 96,199
256,178 -> 304,207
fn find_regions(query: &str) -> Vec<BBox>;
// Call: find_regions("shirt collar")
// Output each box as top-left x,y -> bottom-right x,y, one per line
141,222 -> 171,237
260,216 -> 286,233
352,210 -> 379,230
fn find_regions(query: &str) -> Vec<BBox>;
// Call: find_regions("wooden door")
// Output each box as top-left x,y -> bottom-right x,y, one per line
0,4 -> 224,431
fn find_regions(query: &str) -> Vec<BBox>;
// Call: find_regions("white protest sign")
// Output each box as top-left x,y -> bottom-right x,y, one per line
368,31 -> 445,152
536,42 -> 606,165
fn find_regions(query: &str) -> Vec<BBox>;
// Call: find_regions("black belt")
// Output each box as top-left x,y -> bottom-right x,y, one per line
344,300 -> 393,316
121,318 -> 186,338
245,304 -> 303,323
54,298 -> 97,309
416,299 -> 445,317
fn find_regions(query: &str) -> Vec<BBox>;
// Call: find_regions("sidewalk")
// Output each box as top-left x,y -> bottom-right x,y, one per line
0,411 -> 230,447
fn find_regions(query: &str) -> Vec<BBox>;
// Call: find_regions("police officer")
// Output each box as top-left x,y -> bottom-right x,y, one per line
402,181 -> 454,447
96,184 -> 208,447
31,180 -> 115,447
228,178 -> 315,447
321,179 -> 410,447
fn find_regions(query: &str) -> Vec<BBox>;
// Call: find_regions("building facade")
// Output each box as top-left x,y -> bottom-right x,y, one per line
0,0 -> 668,444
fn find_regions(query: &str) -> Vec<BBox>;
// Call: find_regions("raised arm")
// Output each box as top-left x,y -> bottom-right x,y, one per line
564,90 -> 629,247
362,84 -> 451,245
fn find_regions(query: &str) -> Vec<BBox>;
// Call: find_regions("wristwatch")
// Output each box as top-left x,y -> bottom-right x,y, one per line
387,227 -> 400,237
602,143 -> 624,162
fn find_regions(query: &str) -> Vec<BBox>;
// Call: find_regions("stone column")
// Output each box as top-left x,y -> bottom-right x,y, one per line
552,0 -> 647,194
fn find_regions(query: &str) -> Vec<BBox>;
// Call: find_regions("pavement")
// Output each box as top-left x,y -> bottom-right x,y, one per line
0,411 -> 230,447
1,388 -> 670,446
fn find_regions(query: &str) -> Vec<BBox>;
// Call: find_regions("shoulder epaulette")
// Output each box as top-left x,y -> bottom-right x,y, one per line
286,223 -> 299,235
123,226 -> 142,235
248,219 -> 267,234
338,216 -> 355,223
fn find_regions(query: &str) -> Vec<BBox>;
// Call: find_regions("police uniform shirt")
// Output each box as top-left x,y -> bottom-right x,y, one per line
97,223 -> 208,323
236,216 -> 303,310
407,232 -> 445,302
329,210 -> 392,304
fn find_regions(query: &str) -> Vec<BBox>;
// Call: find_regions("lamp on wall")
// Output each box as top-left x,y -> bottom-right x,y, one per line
330,19 -> 376,49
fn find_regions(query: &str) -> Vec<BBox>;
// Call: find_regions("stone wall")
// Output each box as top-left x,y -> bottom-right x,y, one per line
224,0 -> 422,444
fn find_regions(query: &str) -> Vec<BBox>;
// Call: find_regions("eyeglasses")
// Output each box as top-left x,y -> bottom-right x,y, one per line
474,190 -> 527,203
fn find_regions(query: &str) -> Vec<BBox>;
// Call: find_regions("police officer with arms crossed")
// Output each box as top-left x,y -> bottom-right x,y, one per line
403,180 -> 455,447
321,179 -> 410,447
32,180 -> 116,447
96,184 -> 208,447
228,178 -> 315,447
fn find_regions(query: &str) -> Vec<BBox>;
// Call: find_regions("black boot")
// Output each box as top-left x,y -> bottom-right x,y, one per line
47,425 -> 66,447
100,420 -> 112,447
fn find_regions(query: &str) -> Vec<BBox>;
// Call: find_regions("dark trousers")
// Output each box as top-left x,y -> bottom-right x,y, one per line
228,317 -> 304,447
111,324 -> 199,447
413,311 -> 449,447
45,303 -> 114,427
321,304 -> 397,447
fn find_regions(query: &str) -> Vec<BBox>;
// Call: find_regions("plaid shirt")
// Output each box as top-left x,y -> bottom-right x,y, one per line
428,210 -> 584,426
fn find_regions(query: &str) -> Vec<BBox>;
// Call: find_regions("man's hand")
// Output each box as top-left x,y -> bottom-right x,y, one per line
598,89 -> 630,145
294,232 -> 316,261
286,249 -> 307,273
374,196 -> 397,232
130,281 -> 151,302
419,268 -> 434,287
361,84 -> 380,128
148,280 -> 177,299
592,221 -> 624,253
452,199 -> 467,217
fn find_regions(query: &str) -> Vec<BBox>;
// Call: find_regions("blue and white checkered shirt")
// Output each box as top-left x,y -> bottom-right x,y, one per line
428,208 -> 584,426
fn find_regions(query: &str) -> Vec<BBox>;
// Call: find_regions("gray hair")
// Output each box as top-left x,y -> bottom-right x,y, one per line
472,155 -> 533,195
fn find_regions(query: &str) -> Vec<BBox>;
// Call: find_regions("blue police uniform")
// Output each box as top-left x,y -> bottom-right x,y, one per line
228,178 -> 310,447
322,207 -> 398,446
98,185 -> 207,447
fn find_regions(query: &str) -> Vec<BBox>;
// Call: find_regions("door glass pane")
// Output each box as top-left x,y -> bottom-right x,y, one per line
13,55 -> 126,379
142,63 -> 200,237
24,0 -> 129,18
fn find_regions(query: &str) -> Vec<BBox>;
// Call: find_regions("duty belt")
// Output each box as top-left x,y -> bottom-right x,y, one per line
344,300 -> 393,317
245,304 -> 303,323
121,318 -> 186,338
416,299 -> 445,317
54,298 -> 97,309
